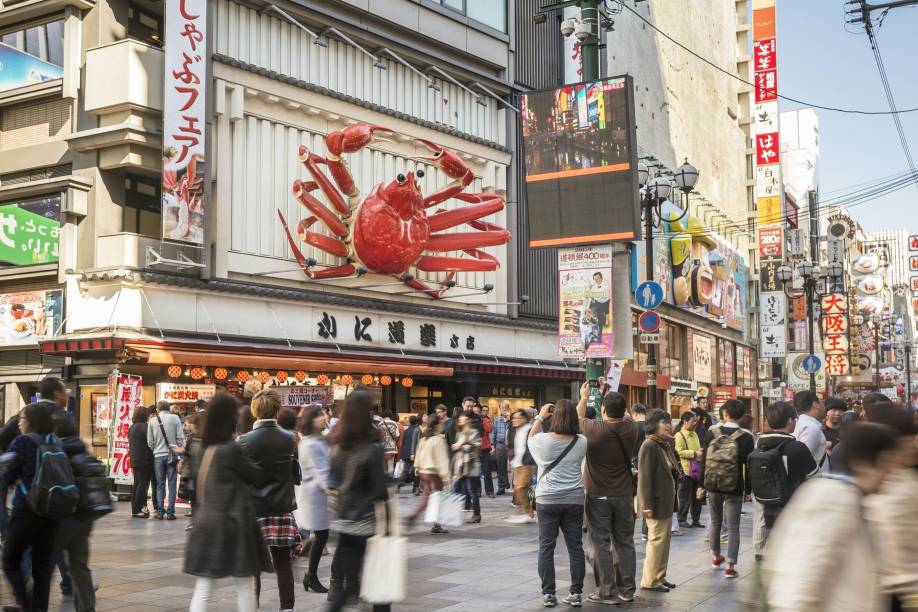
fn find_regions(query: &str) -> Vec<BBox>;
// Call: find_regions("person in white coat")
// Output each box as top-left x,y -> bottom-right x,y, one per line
294,405 -> 331,594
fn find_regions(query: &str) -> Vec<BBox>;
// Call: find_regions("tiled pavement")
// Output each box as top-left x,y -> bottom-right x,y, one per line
12,492 -> 757,611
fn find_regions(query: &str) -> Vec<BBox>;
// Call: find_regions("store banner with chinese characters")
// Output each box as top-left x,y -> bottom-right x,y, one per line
557,245 -> 614,358
692,333 -> 713,384
109,374 -> 142,485
162,0 -> 207,244
155,383 -> 215,403
760,292 -> 786,326
761,324 -> 786,358
758,226 -> 783,261
271,385 -> 333,407
821,293 -> 850,375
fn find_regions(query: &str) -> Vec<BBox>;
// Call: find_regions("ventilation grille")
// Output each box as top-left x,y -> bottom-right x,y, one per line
0,164 -> 71,186
0,98 -> 72,150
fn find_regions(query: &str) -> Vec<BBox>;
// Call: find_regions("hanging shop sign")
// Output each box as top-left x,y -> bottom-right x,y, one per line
786,352 -> 826,392
786,228 -> 805,257
827,237 -> 845,265
162,0 -> 207,244
712,386 -> 738,406
760,292 -> 786,326
0,289 -> 62,346
557,245 -> 614,358
759,262 -> 780,292
756,194 -> 781,225
827,214 -> 856,241
109,373 -> 142,485
692,333 -> 713,384
718,339 -> 735,386
758,226 -> 783,260
0,195 -> 62,268
155,383 -> 216,403
791,295 -> 806,321
760,324 -> 786,358
271,385 -> 333,407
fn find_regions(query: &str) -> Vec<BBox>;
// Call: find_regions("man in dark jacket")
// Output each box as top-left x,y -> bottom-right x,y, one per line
397,416 -> 421,494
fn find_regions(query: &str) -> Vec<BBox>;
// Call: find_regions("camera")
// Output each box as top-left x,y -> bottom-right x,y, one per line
574,21 -> 592,41
560,17 -> 577,37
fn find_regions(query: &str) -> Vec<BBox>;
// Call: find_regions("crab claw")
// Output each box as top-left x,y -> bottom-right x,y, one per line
326,124 -> 395,158
413,138 -> 473,183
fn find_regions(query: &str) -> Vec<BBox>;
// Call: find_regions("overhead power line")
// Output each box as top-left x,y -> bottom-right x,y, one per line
618,2 -> 918,116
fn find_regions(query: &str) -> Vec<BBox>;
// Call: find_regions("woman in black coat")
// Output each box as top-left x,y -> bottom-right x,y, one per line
128,406 -> 154,517
184,394 -> 272,612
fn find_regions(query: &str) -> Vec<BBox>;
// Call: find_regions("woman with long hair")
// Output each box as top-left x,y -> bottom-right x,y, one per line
129,405 -> 154,518
294,405 -> 331,593
184,394 -> 272,611
451,411 -> 483,524
527,399 -> 588,608
408,414 -> 452,534
327,391 -> 391,612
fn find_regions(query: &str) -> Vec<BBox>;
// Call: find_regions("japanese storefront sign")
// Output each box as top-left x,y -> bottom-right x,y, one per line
827,237 -> 845,265
786,352 -> 826,392
0,289 -> 62,346
558,245 -> 614,358
758,226 -> 783,260
761,324 -> 786,358
760,292 -> 786,326
785,228 -> 805,257
760,262 -> 780,292
162,0 -> 207,244
692,333 -> 713,384
792,295 -> 806,321
109,374 -> 142,485
271,385 -> 333,407
719,339 -> 735,386
741,347 -> 754,387
756,194 -> 781,225
155,383 -> 216,403
0,196 -> 61,267
821,292 -> 850,375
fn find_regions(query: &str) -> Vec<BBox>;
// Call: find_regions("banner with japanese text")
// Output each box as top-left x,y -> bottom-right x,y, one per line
558,245 -> 614,358
109,374 -> 142,485
271,385 -> 333,407
162,0 -> 206,244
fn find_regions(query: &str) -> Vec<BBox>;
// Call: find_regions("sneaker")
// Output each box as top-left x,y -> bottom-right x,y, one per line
543,594 -> 558,608
430,525 -> 450,534
165,514 -> 176,521
671,528 -> 683,536
691,521 -> 706,528
711,555 -> 725,569
587,592 -> 619,605
725,567 -> 738,579
505,514 -> 534,524
562,593 -> 582,607
617,593 -> 634,603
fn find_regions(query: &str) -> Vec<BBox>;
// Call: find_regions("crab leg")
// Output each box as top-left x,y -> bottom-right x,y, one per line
278,210 -> 355,280
427,195 -> 504,232
405,273 -> 456,299
413,138 -> 476,208
426,230 -> 511,251
308,263 -> 358,280
415,255 -> 499,272
297,147 -> 350,216
296,218 -> 349,258
293,180 -> 348,237
324,125 -> 396,206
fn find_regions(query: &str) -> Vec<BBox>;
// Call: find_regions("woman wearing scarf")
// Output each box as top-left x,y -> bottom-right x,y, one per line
636,409 -> 680,593
451,412 -> 482,524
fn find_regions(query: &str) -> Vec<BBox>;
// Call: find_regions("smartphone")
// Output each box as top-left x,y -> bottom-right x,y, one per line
588,379 -> 600,389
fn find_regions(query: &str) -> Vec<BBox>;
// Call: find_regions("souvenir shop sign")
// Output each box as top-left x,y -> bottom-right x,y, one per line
156,383 -> 216,403
109,373 -> 142,485
271,385 -> 333,407
557,245 -> 614,358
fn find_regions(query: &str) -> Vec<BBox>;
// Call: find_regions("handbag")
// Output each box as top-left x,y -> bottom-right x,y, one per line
679,432 -> 701,480
156,415 -> 179,466
360,497 -> 406,603
424,491 -> 464,527
393,460 -> 405,481
528,436 -> 579,510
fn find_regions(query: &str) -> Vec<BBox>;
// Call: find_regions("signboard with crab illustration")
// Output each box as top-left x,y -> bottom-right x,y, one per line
275,123 -> 510,298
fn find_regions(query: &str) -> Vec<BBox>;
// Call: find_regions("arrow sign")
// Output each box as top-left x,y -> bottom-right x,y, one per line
801,354 -> 822,374
639,310 -> 661,334
635,281 -> 664,310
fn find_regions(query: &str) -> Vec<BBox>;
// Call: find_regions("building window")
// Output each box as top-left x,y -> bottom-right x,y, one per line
0,20 -> 65,93
128,3 -> 163,47
437,0 -> 507,32
123,174 -> 161,237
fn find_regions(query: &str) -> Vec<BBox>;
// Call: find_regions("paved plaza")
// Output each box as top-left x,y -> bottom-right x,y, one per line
14,492 -> 756,611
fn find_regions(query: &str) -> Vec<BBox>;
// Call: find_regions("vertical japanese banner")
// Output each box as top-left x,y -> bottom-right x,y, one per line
558,245 -> 614,358
109,374 -> 142,485
162,0 -> 207,244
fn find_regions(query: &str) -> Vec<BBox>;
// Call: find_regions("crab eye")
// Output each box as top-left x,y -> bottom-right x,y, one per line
396,173 -> 406,184
416,169 -> 425,179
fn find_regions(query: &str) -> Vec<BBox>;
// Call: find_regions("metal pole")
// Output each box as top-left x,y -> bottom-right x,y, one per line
875,323 -> 882,392
644,193 -> 657,408
579,0 -> 601,81
907,343 -> 912,404
807,282 -> 816,392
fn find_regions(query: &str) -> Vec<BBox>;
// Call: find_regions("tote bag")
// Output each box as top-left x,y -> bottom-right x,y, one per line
360,497 -> 406,604
423,491 -> 465,527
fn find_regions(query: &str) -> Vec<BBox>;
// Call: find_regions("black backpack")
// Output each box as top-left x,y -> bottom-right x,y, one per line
24,434 -> 79,519
748,438 -> 791,507
70,450 -> 113,520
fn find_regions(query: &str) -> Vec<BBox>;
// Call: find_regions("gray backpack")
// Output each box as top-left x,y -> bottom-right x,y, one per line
703,427 -> 743,493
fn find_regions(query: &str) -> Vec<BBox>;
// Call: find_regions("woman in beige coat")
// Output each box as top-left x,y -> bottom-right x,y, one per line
408,415 -> 452,534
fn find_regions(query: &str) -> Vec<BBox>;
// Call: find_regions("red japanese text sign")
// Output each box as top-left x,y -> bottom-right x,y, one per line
825,354 -> 850,376
162,0 -> 207,245
756,132 -> 780,165
821,313 -> 848,335
109,374 -> 142,485
821,293 -> 847,315
758,226 -> 783,260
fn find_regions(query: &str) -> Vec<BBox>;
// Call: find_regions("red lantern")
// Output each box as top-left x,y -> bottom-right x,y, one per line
361,374 -> 374,385
257,371 -> 270,384
236,370 -> 250,383
294,370 -> 308,383
316,374 -> 330,385
190,367 -> 206,380
401,376 -> 414,388
379,375 -> 392,386
275,370 -> 288,383
167,365 -> 182,378
214,367 -> 228,380
340,374 -> 353,385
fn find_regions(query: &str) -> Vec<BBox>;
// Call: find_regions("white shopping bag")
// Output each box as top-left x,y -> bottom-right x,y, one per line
393,460 -> 405,480
423,491 -> 465,527
360,498 -> 406,604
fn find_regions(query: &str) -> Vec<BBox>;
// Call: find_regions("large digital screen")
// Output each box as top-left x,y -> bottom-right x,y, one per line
521,75 -> 640,247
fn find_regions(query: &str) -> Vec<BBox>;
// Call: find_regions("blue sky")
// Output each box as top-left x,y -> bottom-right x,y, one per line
779,2 -> 918,233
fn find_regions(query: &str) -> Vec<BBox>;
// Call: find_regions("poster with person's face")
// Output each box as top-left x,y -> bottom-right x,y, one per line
558,245 -> 614,358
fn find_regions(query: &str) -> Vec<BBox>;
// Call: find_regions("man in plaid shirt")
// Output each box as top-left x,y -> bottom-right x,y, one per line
492,401 -> 512,495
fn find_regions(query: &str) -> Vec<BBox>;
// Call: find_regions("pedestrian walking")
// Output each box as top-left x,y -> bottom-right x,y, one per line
763,423 -> 902,612
408,415 -> 452,534
376,411 -> 400,473
396,415 -> 421,494
637,408 -> 680,593
698,399 -> 754,579
236,404 -> 256,436
326,390 -> 391,612
471,404 -> 495,498
2,401 -> 62,612
748,401 -> 817,560
527,400 -> 588,608
237,389 -> 300,612
792,391 -> 828,471
574,385 -> 638,605
674,411 -> 704,529
184,393 -> 271,612
294,405 -> 332,594
451,412 -> 482,523
128,405 -> 154,518
147,401 -> 185,520
178,412 -> 203,530
493,402 -> 512,495
505,409 -> 536,523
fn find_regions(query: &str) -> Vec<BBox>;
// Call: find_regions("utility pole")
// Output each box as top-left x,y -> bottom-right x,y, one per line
846,0 -> 918,25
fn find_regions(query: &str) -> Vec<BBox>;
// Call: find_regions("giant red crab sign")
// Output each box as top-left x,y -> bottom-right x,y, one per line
276,123 -> 510,298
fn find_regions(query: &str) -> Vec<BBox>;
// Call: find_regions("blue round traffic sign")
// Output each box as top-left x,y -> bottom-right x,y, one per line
635,281 -> 664,310
638,310 -> 661,334
801,354 -> 822,374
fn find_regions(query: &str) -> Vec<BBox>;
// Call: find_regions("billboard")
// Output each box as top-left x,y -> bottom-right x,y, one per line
521,75 -> 639,247
557,245 -> 614,358
0,195 -> 61,267
0,290 -> 62,346
162,0 -> 207,244
0,42 -> 63,93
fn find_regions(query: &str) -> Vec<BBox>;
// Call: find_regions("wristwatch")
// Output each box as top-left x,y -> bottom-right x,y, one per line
534,415 -> 544,423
